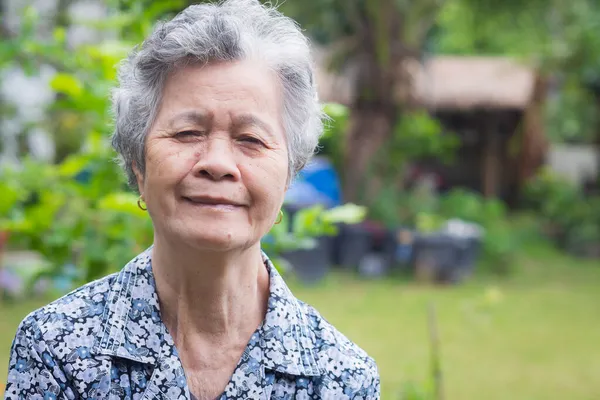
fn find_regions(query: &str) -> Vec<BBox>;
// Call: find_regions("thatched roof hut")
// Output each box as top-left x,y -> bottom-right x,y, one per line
315,53 -> 537,112
315,52 -> 547,202
406,56 -> 537,111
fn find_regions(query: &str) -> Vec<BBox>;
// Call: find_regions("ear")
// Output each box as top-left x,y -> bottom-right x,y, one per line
132,162 -> 145,197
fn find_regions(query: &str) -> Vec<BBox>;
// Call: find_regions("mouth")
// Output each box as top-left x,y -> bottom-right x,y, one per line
182,196 -> 244,209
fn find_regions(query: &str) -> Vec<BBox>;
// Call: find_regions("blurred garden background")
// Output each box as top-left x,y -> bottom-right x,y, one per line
1,0 -> 600,398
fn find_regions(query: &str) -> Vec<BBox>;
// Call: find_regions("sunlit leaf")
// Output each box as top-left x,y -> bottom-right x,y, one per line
97,192 -> 148,218
50,73 -> 83,98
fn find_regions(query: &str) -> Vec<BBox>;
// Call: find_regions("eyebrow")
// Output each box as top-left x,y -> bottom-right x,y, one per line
167,110 -> 210,128
166,110 -> 276,138
233,114 -> 276,139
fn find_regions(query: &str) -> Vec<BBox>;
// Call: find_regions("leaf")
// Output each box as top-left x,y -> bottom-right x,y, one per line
52,27 -> 66,44
59,154 -> 91,177
322,203 -> 367,224
50,73 -> 83,98
97,192 -> 148,218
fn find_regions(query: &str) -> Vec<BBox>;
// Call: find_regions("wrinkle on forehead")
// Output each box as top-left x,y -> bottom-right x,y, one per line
154,60 -> 285,137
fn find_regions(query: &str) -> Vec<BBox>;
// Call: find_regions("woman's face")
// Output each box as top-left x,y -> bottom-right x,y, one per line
135,60 -> 288,252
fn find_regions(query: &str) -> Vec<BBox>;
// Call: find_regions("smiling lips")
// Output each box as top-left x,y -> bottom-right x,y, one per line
182,195 -> 244,209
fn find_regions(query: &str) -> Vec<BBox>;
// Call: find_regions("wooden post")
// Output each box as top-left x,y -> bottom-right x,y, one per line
429,303 -> 444,400
482,115 -> 501,198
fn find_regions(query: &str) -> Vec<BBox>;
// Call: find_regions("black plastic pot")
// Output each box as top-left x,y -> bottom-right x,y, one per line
411,234 -> 480,284
378,229 -> 399,270
282,236 -> 333,283
357,252 -> 390,278
334,224 -> 372,269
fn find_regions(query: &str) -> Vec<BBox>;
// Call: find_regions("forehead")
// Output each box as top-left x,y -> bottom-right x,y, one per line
157,60 -> 282,121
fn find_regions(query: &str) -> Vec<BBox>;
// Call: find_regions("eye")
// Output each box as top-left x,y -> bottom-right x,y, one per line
176,130 -> 204,137
175,130 -> 205,140
239,135 -> 264,146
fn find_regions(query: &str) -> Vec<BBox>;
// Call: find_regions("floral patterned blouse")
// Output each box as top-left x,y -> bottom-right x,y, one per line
5,247 -> 380,399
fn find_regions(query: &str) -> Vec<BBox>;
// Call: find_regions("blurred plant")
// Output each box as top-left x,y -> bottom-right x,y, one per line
263,203 -> 367,272
369,111 -> 459,185
435,0 -> 600,146
367,185 -> 406,229
522,167 -> 580,225
440,190 -> 519,275
295,203 -> 367,238
1,2 -> 185,162
319,102 -> 349,175
0,132 -> 153,290
395,188 -> 521,274
544,81 -> 598,144
364,112 -> 459,226
398,303 -> 443,400
523,167 -> 600,258
0,1 -> 189,292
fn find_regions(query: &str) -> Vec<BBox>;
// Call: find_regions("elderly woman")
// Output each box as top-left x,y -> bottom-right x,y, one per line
5,1 -> 379,399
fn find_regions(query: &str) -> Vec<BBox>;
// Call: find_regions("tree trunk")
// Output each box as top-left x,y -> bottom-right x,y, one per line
338,0 -> 440,202
341,0 -> 404,202
517,74 -> 549,190
343,106 -> 395,202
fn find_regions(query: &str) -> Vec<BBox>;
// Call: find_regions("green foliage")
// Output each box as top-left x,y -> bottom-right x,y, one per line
435,0 -> 600,145
0,1 -> 192,287
434,0 -> 551,57
393,112 -> 460,163
0,150 -> 152,287
544,82 -> 599,144
440,191 -> 519,274
367,185 -> 406,228
364,112 -> 459,225
0,1 -> 186,161
319,102 -> 349,174
523,168 -> 600,257
262,203 -> 367,270
372,111 -> 459,182
395,188 -> 522,274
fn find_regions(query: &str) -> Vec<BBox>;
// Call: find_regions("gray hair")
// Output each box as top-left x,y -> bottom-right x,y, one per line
111,0 -> 324,190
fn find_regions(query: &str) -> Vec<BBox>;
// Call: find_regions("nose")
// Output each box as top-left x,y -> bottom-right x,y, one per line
192,135 -> 240,181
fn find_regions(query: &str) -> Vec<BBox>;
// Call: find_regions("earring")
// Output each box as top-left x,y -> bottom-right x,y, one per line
275,209 -> 283,224
137,196 -> 147,211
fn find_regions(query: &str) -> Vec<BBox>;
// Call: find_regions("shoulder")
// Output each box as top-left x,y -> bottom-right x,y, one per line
14,273 -> 118,361
297,300 -> 380,398
5,274 -> 122,399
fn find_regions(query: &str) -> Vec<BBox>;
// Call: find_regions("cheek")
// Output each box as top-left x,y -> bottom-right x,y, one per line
244,157 -> 288,210
145,142 -> 195,184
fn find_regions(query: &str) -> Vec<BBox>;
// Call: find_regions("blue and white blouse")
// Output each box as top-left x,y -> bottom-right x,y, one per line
5,248 -> 380,399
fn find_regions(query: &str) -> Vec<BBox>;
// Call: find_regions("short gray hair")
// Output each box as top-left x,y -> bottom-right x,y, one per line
111,0 -> 324,190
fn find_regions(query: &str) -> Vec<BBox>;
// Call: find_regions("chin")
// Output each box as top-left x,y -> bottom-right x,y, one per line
182,225 -> 249,252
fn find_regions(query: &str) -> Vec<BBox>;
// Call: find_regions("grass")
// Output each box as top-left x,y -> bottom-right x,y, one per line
1,243 -> 599,399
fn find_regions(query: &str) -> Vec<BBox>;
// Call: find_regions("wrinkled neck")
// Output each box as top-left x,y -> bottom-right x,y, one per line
150,238 -> 270,342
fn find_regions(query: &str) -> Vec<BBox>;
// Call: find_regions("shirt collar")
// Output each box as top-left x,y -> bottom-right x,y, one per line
92,247 -> 323,377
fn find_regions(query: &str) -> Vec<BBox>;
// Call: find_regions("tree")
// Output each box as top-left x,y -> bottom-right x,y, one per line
278,0 -> 446,201
436,0 -> 600,143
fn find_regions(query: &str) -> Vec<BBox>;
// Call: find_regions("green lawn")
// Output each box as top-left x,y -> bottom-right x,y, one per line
2,244 -> 599,399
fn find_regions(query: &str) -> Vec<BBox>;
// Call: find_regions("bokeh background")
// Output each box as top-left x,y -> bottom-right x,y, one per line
1,1 -> 600,399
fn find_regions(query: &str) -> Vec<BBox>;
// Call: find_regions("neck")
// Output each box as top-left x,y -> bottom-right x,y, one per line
151,236 -> 270,344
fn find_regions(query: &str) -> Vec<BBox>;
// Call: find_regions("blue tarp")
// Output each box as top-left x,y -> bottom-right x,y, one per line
284,157 -> 342,208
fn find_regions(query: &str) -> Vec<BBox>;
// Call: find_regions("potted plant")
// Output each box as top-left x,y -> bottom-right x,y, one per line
266,204 -> 366,283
